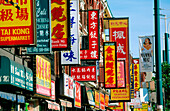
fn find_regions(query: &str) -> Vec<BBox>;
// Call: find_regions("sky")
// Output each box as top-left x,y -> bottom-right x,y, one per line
107,0 -> 170,58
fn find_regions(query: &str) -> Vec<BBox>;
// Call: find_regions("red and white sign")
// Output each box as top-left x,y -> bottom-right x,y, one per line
100,93 -> 105,110
64,74 -> 74,98
51,81 -> 55,100
75,81 -> 81,108
109,19 -> 128,59
71,66 -> 96,81
80,10 -> 99,60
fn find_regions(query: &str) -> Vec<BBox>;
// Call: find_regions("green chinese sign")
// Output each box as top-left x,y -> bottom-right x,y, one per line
0,56 -> 33,91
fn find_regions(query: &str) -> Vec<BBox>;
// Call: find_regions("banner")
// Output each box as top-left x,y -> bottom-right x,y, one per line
80,10 -> 100,60
36,55 -> 51,96
95,90 -> 100,108
130,64 -> 135,99
0,0 -> 36,46
104,42 -> 117,88
117,60 -> 126,88
105,94 -> 109,107
86,87 -> 95,106
51,0 -> 70,50
133,59 -> 140,92
109,18 -> 128,59
61,0 -> 80,65
51,80 -> 55,100
109,18 -> 130,101
64,73 -> 74,98
27,0 -> 51,54
139,36 -> 154,72
71,66 -> 96,81
74,81 -> 81,108
100,92 -> 105,110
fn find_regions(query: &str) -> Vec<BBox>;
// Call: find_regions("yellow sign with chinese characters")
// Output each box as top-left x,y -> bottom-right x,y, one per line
51,0 -> 69,49
0,0 -> 35,46
104,42 -> 117,88
109,19 -> 128,28
36,55 -> 51,96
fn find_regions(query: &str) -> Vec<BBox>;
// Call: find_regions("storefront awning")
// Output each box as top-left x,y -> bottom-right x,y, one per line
46,100 -> 60,111
0,91 -> 25,103
59,99 -> 72,108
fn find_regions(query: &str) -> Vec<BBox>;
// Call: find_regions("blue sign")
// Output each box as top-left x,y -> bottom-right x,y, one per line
27,0 -> 51,54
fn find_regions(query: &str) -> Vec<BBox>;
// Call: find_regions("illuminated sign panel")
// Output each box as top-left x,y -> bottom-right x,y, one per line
117,60 -> 126,88
36,55 -> 51,96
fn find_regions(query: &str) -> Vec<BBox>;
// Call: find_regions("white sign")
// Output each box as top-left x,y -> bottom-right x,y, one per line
64,73 -> 74,98
61,0 -> 80,65
139,36 -> 154,72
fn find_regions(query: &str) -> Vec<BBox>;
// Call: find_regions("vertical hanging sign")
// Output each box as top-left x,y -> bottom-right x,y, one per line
104,42 -> 117,89
139,36 -> 154,72
0,0 -> 36,46
51,0 -> 70,50
117,60 -> 126,88
109,18 -> 129,59
27,0 -> 51,54
133,59 -> 140,92
109,18 -> 130,101
80,10 -> 100,60
100,93 -> 105,110
105,94 -> 109,107
130,64 -> 135,99
95,90 -> 100,108
74,81 -> 81,108
61,0 -> 80,64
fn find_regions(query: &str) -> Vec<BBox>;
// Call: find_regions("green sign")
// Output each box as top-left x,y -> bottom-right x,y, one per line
0,56 -> 33,91
25,67 -> 33,91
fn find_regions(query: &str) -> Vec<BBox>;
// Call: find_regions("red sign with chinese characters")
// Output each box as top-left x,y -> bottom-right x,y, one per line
80,10 -> 100,60
74,81 -> 81,108
109,19 -> 128,59
100,93 -> 105,110
95,91 -> 100,108
105,94 -> 109,107
71,66 -> 96,81
104,42 -> 117,88
0,0 -> 35,46
117,60 -> 126,88
132,58 -> 140,91
51,0 -> 70,49
109,18 -> 130,101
